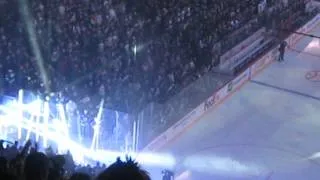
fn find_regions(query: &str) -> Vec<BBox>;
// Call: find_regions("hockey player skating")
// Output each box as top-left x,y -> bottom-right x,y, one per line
278,40 -> 287,62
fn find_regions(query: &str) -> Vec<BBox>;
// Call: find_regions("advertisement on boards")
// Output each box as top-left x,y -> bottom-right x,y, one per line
304,14 -> 320,31
228,69 -> 250,92
221,37 -> 265,70
204,92 -> 220,112
287,14 -> 320,46
144,133 -> 168,151
143,104 -> 203,152
251,52 -> 272,76
251,47 -> 279,77
220,28 -> 266,68
171,107 -> 199,132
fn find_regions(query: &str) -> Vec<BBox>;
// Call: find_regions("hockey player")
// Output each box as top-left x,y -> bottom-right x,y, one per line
278,40 -> 287,62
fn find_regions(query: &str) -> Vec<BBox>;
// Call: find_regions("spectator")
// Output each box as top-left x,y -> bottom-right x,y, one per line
0,139 -> 151,180
97,157 -> 150,180
0,156 -> 8,173
24,152 -> 50,180
69,172 -> 91,180
0,0 -> 264,114
0,1 -> 312,179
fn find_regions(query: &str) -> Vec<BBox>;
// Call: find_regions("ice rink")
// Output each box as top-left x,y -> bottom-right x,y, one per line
155,26 -> 320,179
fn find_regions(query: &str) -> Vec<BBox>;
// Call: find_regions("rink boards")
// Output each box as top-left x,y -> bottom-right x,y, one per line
143,13 -> 320,152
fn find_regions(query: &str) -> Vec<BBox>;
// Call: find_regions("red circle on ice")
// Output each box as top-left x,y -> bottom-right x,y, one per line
305,71 -> 320,82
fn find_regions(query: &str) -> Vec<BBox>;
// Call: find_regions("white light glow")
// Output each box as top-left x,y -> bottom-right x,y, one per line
0,98 -> 178,168
183,155 -> 265,177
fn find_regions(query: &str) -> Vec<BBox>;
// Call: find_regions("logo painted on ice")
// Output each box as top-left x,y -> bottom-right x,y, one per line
305,70 -> 320,82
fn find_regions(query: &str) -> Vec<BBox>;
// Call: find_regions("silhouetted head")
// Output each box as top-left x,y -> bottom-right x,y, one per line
96,157 -> 151,180
24,152 -> 50,180
69,172 -> 91,180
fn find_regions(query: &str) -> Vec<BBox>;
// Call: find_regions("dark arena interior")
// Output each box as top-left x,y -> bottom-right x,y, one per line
0,0 -> 318,179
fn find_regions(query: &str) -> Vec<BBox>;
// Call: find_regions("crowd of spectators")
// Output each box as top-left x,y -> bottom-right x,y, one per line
0,139 -> 152,180
0,0 -> 316,179
0,0 -> 311,154
0,0 -> 262,114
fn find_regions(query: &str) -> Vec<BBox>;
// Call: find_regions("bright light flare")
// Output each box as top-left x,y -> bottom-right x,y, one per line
18,0 -> 50,91
90,99 -> 104,151
307,38 -> 320,49
57,104 -> 69,135
1,97 -> 177,168
94,150 -> 176,168
175,170 -> 192,180
308,152 -> 320,160
43,101 -> 49,147
17,89 -> 24,139
183,155 -> 265,177
136,152 -> 176,168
